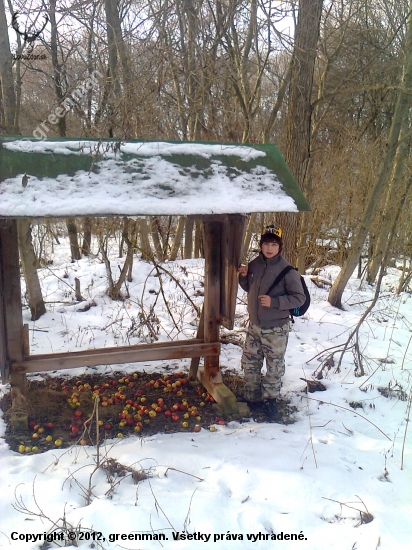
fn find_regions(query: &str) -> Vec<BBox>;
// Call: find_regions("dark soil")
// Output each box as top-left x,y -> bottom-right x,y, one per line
0,369 -> 296,454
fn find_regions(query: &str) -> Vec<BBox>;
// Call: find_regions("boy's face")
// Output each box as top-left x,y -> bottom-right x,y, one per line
261,240 -> 280,259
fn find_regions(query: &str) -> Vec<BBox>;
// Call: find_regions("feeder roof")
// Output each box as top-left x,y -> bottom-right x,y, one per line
0,138 -> 310,218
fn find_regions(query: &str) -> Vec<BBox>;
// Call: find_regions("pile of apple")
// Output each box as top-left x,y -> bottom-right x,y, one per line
16,372 -> 226,453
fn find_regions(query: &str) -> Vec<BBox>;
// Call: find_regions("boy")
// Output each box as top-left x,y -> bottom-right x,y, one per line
238,226 -> 306,420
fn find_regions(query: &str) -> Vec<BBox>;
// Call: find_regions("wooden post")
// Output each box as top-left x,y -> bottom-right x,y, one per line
203,220 -> 221,378
198,219 -> 238,415
0,238 -> 7,384
0,220 -> 27,430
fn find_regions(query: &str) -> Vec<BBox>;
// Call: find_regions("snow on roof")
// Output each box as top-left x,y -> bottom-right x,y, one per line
0,138 -> 310,218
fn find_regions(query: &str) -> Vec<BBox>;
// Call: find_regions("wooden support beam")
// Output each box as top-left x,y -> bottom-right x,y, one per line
220,214 -> 247,330
203,220 -> 221,379
0,220 -> 27,430
13,339 -> 220,373
198,214 -> 246,415
197,366 -> 238,416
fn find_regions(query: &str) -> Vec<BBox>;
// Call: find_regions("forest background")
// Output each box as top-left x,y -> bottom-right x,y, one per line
0,0 -> 411,313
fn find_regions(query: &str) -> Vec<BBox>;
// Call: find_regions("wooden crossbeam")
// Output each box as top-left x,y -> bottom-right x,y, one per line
12,339 -> 220,374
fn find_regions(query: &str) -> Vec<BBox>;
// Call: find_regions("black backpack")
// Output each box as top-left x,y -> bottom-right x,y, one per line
266,266 -> 310,318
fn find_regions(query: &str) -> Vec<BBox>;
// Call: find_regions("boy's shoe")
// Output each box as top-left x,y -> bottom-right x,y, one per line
263,399 -> 283,422
247,401 -> 265,413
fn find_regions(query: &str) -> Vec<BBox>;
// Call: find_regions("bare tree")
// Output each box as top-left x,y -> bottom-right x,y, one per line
17,219 -> 46,320
0,0 -> 19,133
277,0 -> 324,263
328,0 -> 412,308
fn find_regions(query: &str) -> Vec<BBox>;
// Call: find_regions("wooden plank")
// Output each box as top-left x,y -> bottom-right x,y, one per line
203,221 -> 221,379
220,215 -> 247,330
0,220 -> 27,429
188,305 -> 204,380
13,340 -> 220,373
22,337 -> 205,362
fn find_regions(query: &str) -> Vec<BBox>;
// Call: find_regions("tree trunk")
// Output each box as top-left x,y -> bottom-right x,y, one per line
104,0 -> 131,86
99,219 -> 136,300
138,217 -> 152,260
104,0 -> 132,136
0,0 -> 19,133
169,216 -> 186,261
49,0 -> 66,136
263,62 -> 292,142
194,221 -> 202,258
279,0 -> 324,263
367,117 -> 410,283
104,0 -> 122,98
150,217 -> 164,262
82,217 -> 92,256
184,217 -> 194,259
17,219 -> 46,321
67,218 -> 81,261
328,0 -> 412,308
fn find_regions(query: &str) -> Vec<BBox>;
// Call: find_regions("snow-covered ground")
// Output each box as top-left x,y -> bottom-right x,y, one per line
0,240 -> 411,550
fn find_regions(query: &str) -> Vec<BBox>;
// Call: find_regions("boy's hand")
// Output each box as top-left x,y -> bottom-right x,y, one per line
238,265 -> 248,276
258,295 -> 271,307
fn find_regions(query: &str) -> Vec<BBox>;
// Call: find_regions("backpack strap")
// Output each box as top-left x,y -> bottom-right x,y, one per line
266,265 -> 295,295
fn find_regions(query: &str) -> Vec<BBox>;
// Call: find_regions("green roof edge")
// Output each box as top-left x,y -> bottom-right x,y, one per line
0,136 -> 311,213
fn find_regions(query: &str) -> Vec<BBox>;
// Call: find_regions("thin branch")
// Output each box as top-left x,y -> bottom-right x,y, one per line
305,396 -> 391,441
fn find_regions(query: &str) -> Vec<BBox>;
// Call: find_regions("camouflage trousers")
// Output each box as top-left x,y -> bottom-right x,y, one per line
241,322 -> 291,401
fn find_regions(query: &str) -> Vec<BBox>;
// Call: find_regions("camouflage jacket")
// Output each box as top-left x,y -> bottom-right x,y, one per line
238,252 -> 306,327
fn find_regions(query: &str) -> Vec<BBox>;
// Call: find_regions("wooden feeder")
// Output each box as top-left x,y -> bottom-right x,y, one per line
0,137 -> 310,429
